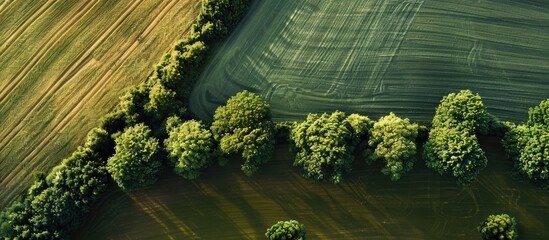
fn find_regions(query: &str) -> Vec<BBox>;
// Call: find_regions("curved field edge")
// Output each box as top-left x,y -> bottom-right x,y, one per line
0,0 -> 201,208
74,138 -> 549,239
189,0 -> 549,123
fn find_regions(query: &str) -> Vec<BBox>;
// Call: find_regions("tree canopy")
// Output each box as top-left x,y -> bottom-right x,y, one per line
107,123 -> 162,191
265,220 -> 306,240
291,111 -> 367,183
368,112 -> 418,181
478,214 -> 518,240
503,98 -> 549,185
211,90 -> 275,176
165,117 -> 214,179
424,90 -> 488,184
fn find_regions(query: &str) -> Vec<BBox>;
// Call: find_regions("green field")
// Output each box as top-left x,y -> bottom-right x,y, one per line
74,137 -> 549,239
0,0 -> 199,208
189,0 -> 549,122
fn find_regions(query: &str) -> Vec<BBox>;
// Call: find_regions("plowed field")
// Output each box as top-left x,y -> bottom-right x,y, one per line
0,0 -> 200,208
189,0 -> 549,122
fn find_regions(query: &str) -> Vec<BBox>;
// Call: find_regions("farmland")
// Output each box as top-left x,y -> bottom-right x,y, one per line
75,138 -> 549,239
189,0 -> 549,123
0,0 -> 200,208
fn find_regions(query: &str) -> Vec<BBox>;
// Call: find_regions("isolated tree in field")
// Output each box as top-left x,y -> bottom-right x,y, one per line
265,220 -> 306,240
478,214 -> 518,240
291,111 -> 359,183
107,123 -> 162,191
502,99 -> 549,185
165,117 -> 214,179
210,90 -> 275,176
368,112 -> 418,181
424,90 -> 489,184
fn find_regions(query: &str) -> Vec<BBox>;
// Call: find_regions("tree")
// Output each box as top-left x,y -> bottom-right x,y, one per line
528,99 -> 549,126
424,90 -> 489,184
502,99 -> 549,186
165,118 -> 214,179
368,112 -> 418,181
265,220 -> 306,240
431,89 -> 489,133
84,127 -> 114,160
424,127 -> 487,184
107,123 -> 162,191
291,111 -> 358,183
478,214 -> 518,240
211,90 -> 275,176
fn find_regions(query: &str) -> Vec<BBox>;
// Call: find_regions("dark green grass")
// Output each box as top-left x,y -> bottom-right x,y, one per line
189,0 -> 549,123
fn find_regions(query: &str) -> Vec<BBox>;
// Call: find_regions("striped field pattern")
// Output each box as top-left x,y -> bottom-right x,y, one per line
0,0 -> 200,208
189,0 -> 549,123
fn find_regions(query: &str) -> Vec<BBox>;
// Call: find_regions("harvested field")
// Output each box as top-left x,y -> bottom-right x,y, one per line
74,137 -> 549,239
0,0 -> 200,208
189,0 -> 549,123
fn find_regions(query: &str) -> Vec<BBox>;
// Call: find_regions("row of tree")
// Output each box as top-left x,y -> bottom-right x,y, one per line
0,0 -> 253,238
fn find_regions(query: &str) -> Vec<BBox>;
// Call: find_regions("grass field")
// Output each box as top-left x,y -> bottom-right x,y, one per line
74,137 -> 549,239
189,0 -> 549,123
0,0 -> 200,208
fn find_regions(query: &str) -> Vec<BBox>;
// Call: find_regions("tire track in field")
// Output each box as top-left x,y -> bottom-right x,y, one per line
0,0 -> 98,106
0,0 -> 184,204
0,0 -> 144,188
0,0 -> 56,57
0,0 -> 142,150
0,0 -> 14,16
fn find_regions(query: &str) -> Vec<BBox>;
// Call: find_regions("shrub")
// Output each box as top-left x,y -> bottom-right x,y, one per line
265,220 -> 306,240
478,214 -> 518,240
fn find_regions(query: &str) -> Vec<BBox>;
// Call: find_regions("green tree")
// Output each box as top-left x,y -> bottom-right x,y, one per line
291,111 -> 359,183
478,214 -> 518,240
502,99 -> 549,186
211,90 -> 275,176
527,99 -> 549,126
165,118 -> 214,179
424,90 -> 489,184
107,123 -> 162,191
424,127 -> 487,184
265,220 -> 306,240
432,89 -> 489,133
368,112 -> 418,181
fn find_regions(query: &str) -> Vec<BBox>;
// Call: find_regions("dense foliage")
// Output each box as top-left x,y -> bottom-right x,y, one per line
211,90 -> 275,176
527,99 -> 549,126
291,111 -> 370,183
165,117 -> 214,179
265,220 -> 306,240
0,129 -> 111,239
478,214 -> 518,240
424,90 -> 488,184
107,124 -> 162,191
1,0 -> 254,237
503,99 -> 549,185
368,112 -> 418,181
